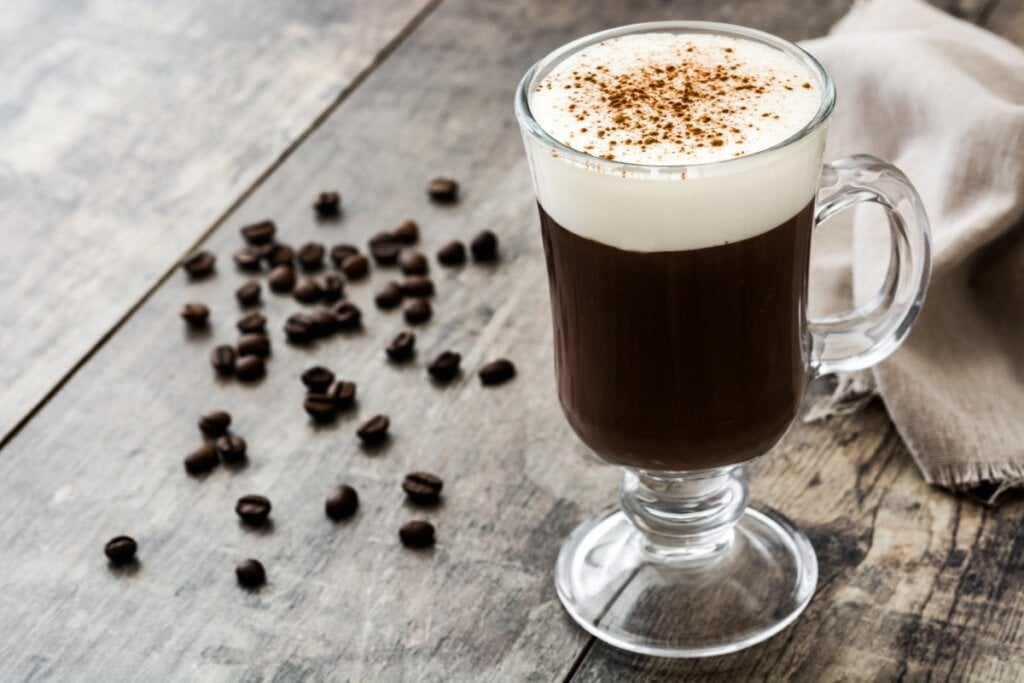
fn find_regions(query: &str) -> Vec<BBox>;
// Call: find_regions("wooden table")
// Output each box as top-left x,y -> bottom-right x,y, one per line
2,0 -> 1022,680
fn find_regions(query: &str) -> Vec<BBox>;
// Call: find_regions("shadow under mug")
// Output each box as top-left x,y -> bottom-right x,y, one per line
515,21 -> 931,658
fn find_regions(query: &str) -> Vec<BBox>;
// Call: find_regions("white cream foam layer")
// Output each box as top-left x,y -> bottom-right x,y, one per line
524,32 -> 827,252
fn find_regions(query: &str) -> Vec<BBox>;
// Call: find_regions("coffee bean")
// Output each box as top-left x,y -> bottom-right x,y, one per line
428,351 -> 461,381
237,311 -> 267,334
308,308 -> 338,337
399,250 -> 428,275
479,358 -> 516,385
237,333 -> 270,358
304,394 -> 337,423
437,240 -> 466,266
402,471 -> 443,504
215,435 -> 247,464
321,274 -> 344,302
104,536 -> 137,565
325,485 -> 359,520
330,243 -> 359,267
332,301 -> 362,330
328,380 -> 357,410
182,251 -> 216,278
234,246 -> 263,271
386,331 -> 416,362
268,265 -> 296,292
301,365 -> 335,393
264,243 -> 295,267
241,220 -> 276,245
236,355 -> 266,381
297,242 -> 325,271
292,276 -> 321,303
313,190 -> 341,217
399,520 -> 435,548
284,313 -> 315,343
211,345 -> 236,375
235,494 -> 271,525
357,414 -> 389,445
392,219 -> 419,244
374,281 -> 404,310
236,558 -> 266,588
369,235 -> 401,265
400,276 -> 434,298
341,254 -> 369,280
185,443 -> 219,474
181,302 -> 210,328
198,410 -> 231,437
403,298 -> 432,325
470,230 -> 499,261
428,177 -> 458,203
235,280 -> 261,307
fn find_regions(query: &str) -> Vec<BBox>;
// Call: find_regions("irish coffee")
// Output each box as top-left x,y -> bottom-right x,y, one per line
524,32 -> 827,471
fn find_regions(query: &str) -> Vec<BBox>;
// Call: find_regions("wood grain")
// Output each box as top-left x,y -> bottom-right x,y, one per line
0,0 -> 435,441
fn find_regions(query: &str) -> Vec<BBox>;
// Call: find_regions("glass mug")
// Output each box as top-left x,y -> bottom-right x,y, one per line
515,22 -> 931,657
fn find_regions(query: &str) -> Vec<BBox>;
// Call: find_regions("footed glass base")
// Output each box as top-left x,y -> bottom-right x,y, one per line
555,505 -> 817,658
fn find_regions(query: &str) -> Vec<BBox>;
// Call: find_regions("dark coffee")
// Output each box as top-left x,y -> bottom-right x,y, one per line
539,201 -> 814,471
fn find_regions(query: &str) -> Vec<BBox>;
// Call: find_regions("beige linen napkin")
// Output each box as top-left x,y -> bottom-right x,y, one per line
800,0 -> 1024,504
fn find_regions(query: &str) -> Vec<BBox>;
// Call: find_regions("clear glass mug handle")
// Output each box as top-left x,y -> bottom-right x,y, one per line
809,154 -> 932,376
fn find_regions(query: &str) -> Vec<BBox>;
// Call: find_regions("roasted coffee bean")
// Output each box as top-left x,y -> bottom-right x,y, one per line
308,308 -> 338,337
211,345 -> 236,375
320,274 -> 344,302
237,333 -> 270,358
403,298 -> 432,325
428,177 -> 458,203
470,230 -> 499,261
340,254 -> 369,280
428,351 -> 461,381
182,251 -> 216,278
292,276 -> 321,303
313,190 -> 341,217
234,246 -> 263,271
237,311 -> 267,334
264,243 -> 295,267
235,280 -> 262,307
241,220 -> 276,245
104,536 -> 137,565
399,250 -> 428,275
392,219 -> 419,244
399,520 -> 435,548
479,358 -> 516,385
284,313 -> 314,343
356,414 -> 389,445
332,301 -> 362,330
330,243 -> 359,267
301,365 -> 335,393
374,281 -> 403,310
216,435 -> 248,463
369,236 -> 401,265
236,355 -> 266,381
304,394 -> 337,423
235,494 -> 271,525
297,242 -> 325,271
437,240 -> 466,266
236,558 -> 266,588
386,331 -> 416,362
325,485 -> 359,520
198,410 -> 231,437
268,265 -> 296,293
185,443 -> 219,474
327,381 -> 357,410
181,302 -> 210,327
402,472 -> 443,504
400,276 -> 434,298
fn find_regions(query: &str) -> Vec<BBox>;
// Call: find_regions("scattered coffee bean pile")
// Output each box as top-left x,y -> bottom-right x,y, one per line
107,178 -> 519,588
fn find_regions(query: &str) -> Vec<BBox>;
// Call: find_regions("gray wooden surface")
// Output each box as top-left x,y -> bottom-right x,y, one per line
1,0 -> 1022,681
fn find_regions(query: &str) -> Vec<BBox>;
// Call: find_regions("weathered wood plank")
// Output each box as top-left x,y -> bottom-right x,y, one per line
986,0 -> 1024,42
0,0 -> 435,441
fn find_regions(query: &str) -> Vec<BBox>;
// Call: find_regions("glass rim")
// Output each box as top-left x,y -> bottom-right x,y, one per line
514,20 -> 836,174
